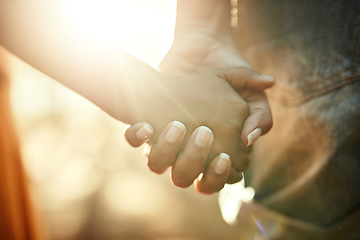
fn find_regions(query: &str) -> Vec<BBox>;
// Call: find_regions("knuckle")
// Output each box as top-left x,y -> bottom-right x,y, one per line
241,102 -> 251,118
196,184 -> 212,194
227,170 -> 243,184
211,184 -> 225,193
266,116 -> 274,130
260,114 -> 273,134
147,150 -> 156,164
198,182 -> 225,194
183,148 -> 206,165
246,145 -> 253,154
227,153 -> 248,171
236,66 -> 252,76
147,152 -> 167,174
227,177 -> 241,184
172,175 -> 192,188
147,161 -> 164,174
265,121 -> 273,133
125,134 -> 137,147
126,138 -> 137,147
236,158 -> 249,172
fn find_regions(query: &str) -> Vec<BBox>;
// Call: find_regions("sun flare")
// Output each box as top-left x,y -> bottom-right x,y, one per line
62,0 -> 176,67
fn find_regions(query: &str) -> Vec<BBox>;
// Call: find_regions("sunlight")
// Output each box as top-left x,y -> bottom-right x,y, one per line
218,177 -> 255,225
62,0 -> 176,67
100,172 -> 168,217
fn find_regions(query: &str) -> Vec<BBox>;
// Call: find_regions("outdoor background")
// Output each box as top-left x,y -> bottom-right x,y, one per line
9,0 -> 243,239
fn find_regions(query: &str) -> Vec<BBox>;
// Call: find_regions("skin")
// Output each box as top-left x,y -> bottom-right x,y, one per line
122,64 -> 273,190
0,1 -> 273,195
126,68 -> 274,193
160,0 -> 274,141
126,0 -> 274,194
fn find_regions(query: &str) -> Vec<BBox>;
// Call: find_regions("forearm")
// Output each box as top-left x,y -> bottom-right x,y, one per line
160,0 -> 250,72
0,1 -> 155,124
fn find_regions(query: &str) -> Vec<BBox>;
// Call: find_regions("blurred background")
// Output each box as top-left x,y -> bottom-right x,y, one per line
8,0 -> 242,239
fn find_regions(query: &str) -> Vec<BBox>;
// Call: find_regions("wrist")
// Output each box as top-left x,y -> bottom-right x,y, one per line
175,0 -> 232,41
92,47 -> 161,125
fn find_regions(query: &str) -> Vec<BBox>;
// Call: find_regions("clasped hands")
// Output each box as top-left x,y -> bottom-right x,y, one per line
123,67 -> 274,194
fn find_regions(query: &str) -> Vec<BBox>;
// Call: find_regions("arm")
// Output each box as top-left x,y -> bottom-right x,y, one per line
160,0 -> 251,72
0,1 -> 266,193
160,0 -> 274,146
155,0 -> 274,191
0,1 -> 154,124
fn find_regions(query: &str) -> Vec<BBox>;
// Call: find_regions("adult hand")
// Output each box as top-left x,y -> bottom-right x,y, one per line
160,31 -> 274,145
157,29 -> 274,187
125,0 -> 274,193
125,67 -> 274,193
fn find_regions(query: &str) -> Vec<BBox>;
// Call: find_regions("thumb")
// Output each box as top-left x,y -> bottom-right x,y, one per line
217,67 -> 275,91
240,91 -> 273,146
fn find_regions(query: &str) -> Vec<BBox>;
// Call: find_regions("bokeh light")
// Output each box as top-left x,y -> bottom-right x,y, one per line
7,1 -> 244,239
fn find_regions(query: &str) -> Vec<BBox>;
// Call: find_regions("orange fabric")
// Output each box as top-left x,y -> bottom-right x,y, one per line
0,48 -> 45,240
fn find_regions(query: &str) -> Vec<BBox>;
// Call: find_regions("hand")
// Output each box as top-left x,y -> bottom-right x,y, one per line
125,68 -> 250,174
159,31 -> 251,72
124,68 -> 274,193
159,28 -> 274,183
159,31 -> 274,144
126,122 -> 235,194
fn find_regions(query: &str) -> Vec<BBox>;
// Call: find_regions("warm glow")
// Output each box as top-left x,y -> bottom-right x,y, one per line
8,1 -> 252,238
100,172 -> 169,217
62,0 -> 176,67
218,178 -> 255,226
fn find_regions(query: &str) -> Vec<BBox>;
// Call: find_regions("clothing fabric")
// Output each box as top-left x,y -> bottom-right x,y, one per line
0,48 -> 45,240
234,0 -> 360,239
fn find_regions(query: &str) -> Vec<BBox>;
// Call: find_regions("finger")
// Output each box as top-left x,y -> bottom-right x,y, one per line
171,126 -> 214,188
147,121 -> 186,174
227,167 -> 244,184
125,122 -> 154,147
218,67 -> 275,91
195,153 -> 232,194
240,91 -> 273,146
211,129 -> 250,170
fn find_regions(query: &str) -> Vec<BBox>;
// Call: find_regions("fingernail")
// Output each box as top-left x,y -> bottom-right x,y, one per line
261,74 -> 275,81
247,128 -> 262,146
136,123 -> 154,140
194,126 -> 212,147
214,153 -> 230,175
165,121 -> 185,143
